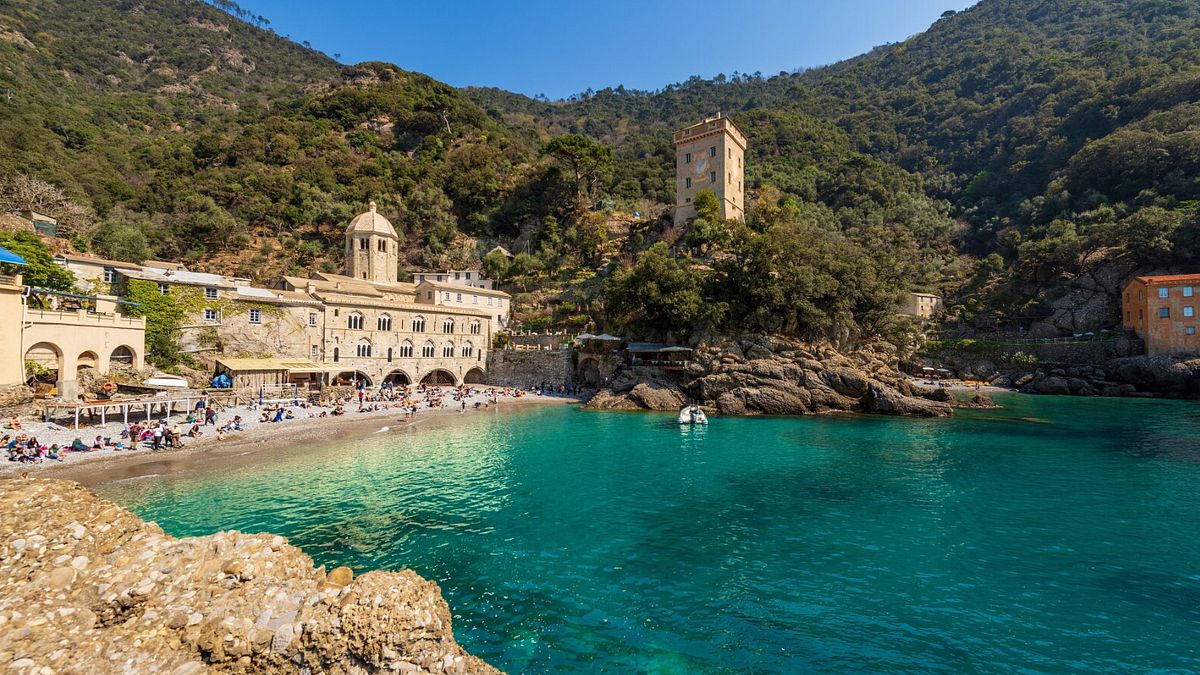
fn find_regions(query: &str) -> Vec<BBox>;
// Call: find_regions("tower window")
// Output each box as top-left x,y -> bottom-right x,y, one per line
710,171 -> 716,183
685,177 -> 691,189
359,238 -> 368,250
709,146 -> 716,157
685,152 -> 691,164
378,239 -> 386,252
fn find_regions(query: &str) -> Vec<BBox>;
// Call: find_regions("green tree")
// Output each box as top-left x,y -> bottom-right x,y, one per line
90,207 -> 152,263
0,230 -> 75,291
603,242 -> 702,337
122,279 -> 186,367
482,249 -> 512,281
542,134 -> 614,208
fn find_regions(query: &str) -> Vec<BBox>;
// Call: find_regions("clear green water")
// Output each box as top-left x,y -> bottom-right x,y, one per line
99,396 -> 1200,673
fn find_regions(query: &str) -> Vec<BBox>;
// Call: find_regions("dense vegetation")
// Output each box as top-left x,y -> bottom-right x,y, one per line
2,0 -> 1199,344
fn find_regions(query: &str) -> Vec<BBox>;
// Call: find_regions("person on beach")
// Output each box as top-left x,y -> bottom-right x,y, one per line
151,423 -> 164,451
205,407 -> 217,426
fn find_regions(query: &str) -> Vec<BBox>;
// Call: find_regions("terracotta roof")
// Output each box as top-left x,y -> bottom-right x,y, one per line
1132,274 -> 1200,284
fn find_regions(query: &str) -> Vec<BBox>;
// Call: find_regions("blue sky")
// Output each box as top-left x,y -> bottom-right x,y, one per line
236,0 -> 979,99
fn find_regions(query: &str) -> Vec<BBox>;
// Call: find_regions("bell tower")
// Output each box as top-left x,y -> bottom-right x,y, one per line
344,201 -> 400,284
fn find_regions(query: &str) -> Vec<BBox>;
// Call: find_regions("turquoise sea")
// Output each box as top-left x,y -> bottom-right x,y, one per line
99,395 -> 1200,673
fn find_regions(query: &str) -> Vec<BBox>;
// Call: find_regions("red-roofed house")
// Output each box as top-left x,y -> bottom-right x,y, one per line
1122,274 -> 1200,355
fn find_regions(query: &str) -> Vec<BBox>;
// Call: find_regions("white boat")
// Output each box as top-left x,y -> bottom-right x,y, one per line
143,373 -> 189,389
678,405 -> 708,425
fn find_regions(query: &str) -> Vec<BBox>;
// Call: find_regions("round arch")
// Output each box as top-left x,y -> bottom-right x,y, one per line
420,369 -> 457,386
463,367 -> 487,385
109,345 -> 136,369
333,370 -> 373,387
77,350 -> 100,371
26,342 -> 63,375
383,370 -> 412,386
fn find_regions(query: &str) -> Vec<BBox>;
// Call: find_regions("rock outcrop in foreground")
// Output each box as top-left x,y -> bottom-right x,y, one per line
0,479 -> 500,675
587,336 -> 952,418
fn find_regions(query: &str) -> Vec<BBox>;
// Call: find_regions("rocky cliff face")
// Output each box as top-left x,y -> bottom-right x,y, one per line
0,479 -> 500,675
586,336 -> 952,418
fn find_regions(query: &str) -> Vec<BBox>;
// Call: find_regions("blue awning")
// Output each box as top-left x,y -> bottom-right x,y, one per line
0,246 -> 27,265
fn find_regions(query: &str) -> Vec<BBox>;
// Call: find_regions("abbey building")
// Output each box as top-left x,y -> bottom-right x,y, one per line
58,202 -> 510,388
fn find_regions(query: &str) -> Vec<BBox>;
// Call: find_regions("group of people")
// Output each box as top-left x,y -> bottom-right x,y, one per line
4,434 -> 63,463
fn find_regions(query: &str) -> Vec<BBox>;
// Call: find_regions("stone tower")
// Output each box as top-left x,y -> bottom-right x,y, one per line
344,201 -> 399,284
673,113 -> 747,226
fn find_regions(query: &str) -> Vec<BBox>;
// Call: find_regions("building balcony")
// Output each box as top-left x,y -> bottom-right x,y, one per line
25,307 -> 146,329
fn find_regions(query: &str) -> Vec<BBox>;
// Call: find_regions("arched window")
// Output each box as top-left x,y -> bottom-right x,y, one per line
356,340 -> 372,358
412,316 -> 426,332
377,313 -> 392,331
347,312 -> 364,330
442,341 -> 455,358
333,347 -> 339,362
442,318 -> 455,334
421,341 -> 435,358
399,340 -> 414,358
387,347 -> 393,362
470,321 -> 481,335
462,342 -> 474,358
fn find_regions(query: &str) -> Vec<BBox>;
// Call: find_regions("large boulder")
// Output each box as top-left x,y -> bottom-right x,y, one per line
860,383 -> 953,417
1107,355 -> 1200,390
0,479 -> 499,674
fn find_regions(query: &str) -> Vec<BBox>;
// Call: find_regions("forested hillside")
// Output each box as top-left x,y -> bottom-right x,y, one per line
2,0 -> 1198,344
471,0 -> 1200,330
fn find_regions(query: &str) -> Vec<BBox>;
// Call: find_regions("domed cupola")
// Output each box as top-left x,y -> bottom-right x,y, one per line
344,200 -> 399,284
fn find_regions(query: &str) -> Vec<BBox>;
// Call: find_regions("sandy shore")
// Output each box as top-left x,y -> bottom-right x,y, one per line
2,389 -> 576,486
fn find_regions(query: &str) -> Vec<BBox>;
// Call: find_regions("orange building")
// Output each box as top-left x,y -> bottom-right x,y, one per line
1122,274 -> 1200,355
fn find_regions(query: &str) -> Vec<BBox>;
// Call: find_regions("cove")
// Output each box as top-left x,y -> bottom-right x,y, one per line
98,395 -> 1200,673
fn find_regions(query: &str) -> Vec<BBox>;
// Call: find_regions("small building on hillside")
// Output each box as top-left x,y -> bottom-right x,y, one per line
900,292 -> 943,320
1122,274 -> 1200,356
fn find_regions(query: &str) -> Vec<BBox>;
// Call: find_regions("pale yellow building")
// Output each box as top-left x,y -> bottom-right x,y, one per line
0,273 -> 25,388
415,279 -> 510,333
673,113 -> 747,226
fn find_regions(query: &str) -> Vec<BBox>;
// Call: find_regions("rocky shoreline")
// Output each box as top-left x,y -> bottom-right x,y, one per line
0,479 -> 500,674
586,335 -> 953,417
915,351 -> 1200,399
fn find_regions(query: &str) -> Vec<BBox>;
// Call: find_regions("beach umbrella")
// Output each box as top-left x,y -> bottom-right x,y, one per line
0,246 -> 27,265
595,333 -> 621,341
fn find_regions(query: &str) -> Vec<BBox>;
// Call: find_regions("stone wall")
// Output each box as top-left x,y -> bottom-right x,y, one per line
486,350 -> 573,387
0,478 -> 500,674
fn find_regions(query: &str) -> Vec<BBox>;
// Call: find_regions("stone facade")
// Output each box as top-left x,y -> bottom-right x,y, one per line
673,114 -> 747,226
486,350 -> 573,388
